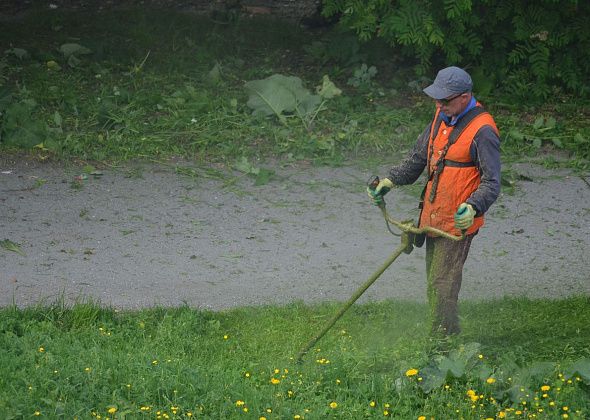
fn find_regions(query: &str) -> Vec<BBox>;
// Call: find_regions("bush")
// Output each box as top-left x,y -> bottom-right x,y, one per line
321,0 -> 590,99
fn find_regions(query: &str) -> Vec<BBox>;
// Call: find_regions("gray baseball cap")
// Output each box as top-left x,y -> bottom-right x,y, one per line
423,66 -> 473,100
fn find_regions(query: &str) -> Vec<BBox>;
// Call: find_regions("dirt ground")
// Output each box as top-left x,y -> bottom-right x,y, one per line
1,156 -> 589,309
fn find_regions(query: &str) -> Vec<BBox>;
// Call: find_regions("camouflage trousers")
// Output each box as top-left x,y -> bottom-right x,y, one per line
425,233 -> 475,335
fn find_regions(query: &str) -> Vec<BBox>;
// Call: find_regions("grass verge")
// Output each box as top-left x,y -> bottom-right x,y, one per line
1,8 -> 589,169
1,297 -> 589,418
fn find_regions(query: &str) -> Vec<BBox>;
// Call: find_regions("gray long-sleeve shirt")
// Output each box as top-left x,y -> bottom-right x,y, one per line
387,117 -> 501,215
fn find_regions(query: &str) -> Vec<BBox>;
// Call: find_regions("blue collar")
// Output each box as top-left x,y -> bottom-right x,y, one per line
441,97 -> 477,126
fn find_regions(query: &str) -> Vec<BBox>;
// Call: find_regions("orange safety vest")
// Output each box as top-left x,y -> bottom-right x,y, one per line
419,105 -> 499,237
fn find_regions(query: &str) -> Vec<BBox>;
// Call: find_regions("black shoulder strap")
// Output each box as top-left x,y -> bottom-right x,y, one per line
426,106 -> 487,204
448,106 -> 487,145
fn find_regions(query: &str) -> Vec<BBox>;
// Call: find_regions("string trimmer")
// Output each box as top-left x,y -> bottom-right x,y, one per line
295,176 -> 465,363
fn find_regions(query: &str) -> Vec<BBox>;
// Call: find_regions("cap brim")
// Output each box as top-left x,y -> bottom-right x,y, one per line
423,83 -> 451,100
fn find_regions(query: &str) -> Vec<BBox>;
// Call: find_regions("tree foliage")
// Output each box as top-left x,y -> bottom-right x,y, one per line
321,0 -> 590,98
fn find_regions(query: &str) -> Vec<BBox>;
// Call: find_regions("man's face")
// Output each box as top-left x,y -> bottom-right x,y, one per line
436,92 -> 471,118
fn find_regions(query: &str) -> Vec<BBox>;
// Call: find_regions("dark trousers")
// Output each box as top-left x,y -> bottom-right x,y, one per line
425,233 -> 474,335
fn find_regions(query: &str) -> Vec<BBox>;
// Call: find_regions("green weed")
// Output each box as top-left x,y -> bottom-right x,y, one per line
1,8 -> 587,167
0,298 -> 588,418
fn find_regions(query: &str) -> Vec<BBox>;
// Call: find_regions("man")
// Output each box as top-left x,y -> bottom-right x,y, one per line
368,66 -> 501,335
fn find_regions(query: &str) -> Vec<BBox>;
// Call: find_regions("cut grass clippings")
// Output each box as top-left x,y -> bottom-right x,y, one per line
1,297 -> 589,418
1,8 -> 588,168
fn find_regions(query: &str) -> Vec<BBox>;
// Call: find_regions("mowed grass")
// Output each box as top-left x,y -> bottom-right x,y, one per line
1,297 -> 589,419
1,8 -> 589,167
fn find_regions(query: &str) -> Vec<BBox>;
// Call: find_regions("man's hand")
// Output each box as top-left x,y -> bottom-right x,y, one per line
367,177 -> 394,206
454,203 -> 476,230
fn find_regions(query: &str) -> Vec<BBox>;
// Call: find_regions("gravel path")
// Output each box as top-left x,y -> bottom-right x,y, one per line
1,157 -> 589,309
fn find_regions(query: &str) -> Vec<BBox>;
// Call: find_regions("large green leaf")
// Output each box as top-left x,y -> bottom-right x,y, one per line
437,355 -> 465,379
244,74 -> 320,123
418,364 -> 446,393
59,43 -> 92,58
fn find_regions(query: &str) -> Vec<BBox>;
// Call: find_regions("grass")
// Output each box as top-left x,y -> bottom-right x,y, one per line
1,297 -> 589,419
0,7 -> 588,168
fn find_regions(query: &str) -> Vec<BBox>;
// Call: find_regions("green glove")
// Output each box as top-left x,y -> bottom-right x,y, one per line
454,203 -> 476,230
367,177 -> 394,206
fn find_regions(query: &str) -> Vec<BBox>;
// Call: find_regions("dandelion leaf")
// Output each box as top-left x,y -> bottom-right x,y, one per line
234,156 -> 259,175
506,384 -> 531,403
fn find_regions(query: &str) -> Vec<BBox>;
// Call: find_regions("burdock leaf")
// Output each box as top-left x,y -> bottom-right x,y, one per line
59,43 -> 92,58
418,364 -> 445,393
0,239 -> 26,256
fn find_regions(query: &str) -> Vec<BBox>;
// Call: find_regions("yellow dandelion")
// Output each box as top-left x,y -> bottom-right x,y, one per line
329,402 -> 338,409
294,415 -> 301,419
223,334 -> 229,340
563,407 -> 569,411
107,407 -> 117,414
550,401 -> 556,406
405,368 -> 418,377
486,377 -> 496,384
187,413 -> 193,417
498,411 -> 506,419
418,416 -> 426,420
260,417 -> 267,420
515,410 -> 522,415
38,347 -> 45,353
152,360 -> 158,365
274,368 -> 280,374
266,408 -> 272,413
243,407 -> 249,413
85,367 -> 91,372
270,378 -> 280,384
384,403 -> 390,408
235,400 -> 245,407
478,354 -> 484,359
383,410 -> 390,416
563,414 -> 569,419
336,379 -> 341,384
541,385 -> 550,391
34,411 -> 41,416
369,401 -> 376,407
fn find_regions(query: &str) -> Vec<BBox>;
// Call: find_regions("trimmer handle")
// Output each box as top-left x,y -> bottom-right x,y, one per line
367,175 -> 380,191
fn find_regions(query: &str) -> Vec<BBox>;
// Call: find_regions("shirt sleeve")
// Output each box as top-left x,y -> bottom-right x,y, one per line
387,125 -> 430,185
466,125 -> 501,215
